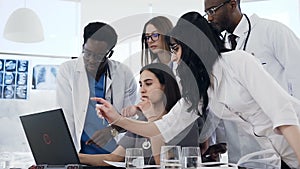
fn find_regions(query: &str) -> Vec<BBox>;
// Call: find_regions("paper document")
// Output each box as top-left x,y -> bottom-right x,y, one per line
103,160 -> 160,168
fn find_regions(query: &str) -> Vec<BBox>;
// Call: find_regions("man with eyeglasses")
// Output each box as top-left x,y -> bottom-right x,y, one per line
56,22 -> 137,157
204,0 -> 300,168
204,0 -> 300,98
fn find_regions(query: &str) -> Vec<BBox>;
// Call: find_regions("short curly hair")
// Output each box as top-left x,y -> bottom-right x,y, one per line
83,22 -> 117,50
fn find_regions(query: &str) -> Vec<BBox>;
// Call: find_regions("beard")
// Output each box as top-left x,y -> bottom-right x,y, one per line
209,22 -> 223,34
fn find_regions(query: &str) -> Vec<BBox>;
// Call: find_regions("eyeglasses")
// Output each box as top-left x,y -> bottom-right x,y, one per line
82,49 -> 113,61
144,33 -> 160,42
204,0 -> 230,16
169,43 -> 179,54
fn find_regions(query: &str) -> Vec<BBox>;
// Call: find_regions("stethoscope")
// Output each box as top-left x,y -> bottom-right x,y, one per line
242,14 -> 251,51
102,65 -> 113,105
96,49 -> 114,105
97,55 -> 114,126
224,14 -> 251,51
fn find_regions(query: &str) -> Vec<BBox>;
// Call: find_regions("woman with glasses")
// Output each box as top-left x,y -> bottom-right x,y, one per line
121,16 -> 176,117
141,16 -> 173,67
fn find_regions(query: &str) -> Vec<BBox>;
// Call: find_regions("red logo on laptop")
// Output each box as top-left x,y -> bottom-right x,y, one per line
43,134 -> 52,144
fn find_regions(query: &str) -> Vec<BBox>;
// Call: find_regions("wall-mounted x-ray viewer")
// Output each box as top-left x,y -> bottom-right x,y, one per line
0,59 -> 29,99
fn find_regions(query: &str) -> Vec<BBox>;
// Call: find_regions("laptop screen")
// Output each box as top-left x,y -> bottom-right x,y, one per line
20,108 -> 80,165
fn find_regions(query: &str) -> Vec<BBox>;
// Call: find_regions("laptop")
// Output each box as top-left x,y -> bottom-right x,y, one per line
20,108 -> 82,167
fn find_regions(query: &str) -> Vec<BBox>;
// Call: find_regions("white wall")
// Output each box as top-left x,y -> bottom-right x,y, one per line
0,1 -> 79,167
242,0 -> 300,37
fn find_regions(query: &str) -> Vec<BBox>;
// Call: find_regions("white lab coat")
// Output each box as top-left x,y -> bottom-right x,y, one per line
154,98 -> 200,143
56,56 -> 137,151
154,50 -> 300,168
224,14 -> 300,165
225,14 -> 300,99
209,50 -> 300,168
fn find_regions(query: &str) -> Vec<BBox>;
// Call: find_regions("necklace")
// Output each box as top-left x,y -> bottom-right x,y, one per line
142,138 -> 151,150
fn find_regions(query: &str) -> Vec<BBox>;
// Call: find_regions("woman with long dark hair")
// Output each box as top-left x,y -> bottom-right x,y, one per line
93,12 -> 300,168
168,12 -> 300,168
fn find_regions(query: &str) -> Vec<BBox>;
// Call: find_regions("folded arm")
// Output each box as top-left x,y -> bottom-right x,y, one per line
79,146 -> 125,166
278,125 -> 300,164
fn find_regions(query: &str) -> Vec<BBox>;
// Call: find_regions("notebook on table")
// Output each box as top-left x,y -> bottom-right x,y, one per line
19,108 -> 104,169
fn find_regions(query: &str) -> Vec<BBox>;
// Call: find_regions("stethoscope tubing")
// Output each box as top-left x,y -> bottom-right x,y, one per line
102,64 -> 113,104
222,14 -> 251,51
243,14 -> 251,51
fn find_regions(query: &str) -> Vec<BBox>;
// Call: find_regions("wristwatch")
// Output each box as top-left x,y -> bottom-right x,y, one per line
110,125 -> 126,137
110,127 -> 119,137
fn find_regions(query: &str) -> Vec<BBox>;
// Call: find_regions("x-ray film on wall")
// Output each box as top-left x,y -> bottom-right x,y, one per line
0,59 -> 29,99
32,65 -> 59,90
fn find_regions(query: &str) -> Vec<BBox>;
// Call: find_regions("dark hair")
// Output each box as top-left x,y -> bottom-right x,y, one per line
140,63 -> 181,112
178,11 -> 228,54
83,22 -> 117,51
141,16 -> 173,66
166,11 -> 226,115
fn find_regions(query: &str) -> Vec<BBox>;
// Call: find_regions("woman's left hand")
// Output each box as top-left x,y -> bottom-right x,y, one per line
121,105 -> 140,117
90,97 -> 121,124
137,98 -> 160,121
136,98 -> 152,112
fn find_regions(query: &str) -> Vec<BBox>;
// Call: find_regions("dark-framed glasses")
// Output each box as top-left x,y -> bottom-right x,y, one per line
169,43 -> 179,54
204,0 -> 230,16
144,33 -> 160,42
82,49 -> 113,61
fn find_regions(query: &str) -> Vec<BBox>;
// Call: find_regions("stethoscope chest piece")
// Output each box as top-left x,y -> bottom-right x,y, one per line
142,139 -> 151,150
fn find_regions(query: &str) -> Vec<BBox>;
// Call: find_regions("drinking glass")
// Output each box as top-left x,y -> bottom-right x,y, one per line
125,148 -> 144,169
160,145 -> 181,169
0,152 -> 12,169
181,147 -> 201,169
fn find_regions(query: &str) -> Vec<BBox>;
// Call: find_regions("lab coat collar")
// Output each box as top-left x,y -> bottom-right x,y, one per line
75,57 -> 113,101
74,55 -> 86,73
233,15 -> 248,38
233,14 -> 259,38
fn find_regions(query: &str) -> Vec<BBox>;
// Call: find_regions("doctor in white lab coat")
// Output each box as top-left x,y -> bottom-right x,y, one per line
56,56 -> 137,151
56,22 -> 137,152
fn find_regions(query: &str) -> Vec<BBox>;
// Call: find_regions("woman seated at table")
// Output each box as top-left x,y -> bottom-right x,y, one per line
80,63 -> 199,166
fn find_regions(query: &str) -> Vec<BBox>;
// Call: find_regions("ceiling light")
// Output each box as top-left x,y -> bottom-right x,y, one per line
3,7 -> 44,43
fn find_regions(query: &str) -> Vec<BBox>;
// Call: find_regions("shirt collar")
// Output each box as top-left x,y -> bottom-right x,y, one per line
232,14 -> 249,38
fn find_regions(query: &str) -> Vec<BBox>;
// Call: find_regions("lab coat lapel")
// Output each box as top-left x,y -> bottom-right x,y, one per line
235,20 -> 249,50
236,14 -> 258,50
75,57 -> 89,105
74,57 -> 89,130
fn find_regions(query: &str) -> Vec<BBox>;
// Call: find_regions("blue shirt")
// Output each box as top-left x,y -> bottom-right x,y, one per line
80,73 -> 116,154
